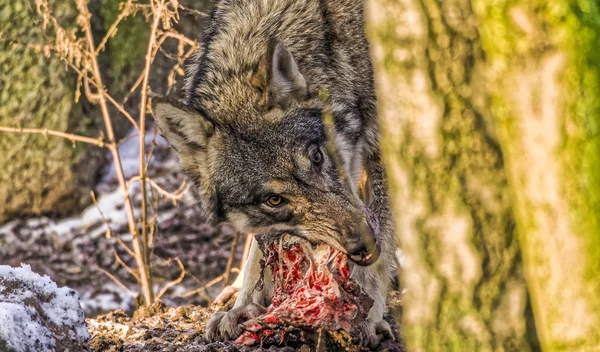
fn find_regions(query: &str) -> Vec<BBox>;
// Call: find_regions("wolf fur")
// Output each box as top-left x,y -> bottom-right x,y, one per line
153,0 -> 395,347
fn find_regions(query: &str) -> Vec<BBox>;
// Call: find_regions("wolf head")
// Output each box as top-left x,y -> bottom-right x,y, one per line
153,40 -> 379,265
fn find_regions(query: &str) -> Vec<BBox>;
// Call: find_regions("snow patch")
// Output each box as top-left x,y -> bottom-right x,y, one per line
0,264 -> 90,351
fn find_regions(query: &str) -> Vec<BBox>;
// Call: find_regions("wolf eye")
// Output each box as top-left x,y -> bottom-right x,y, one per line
265,195 -> 286,207
311,149 -> 323,166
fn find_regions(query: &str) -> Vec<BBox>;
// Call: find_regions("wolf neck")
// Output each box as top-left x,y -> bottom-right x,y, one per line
185,0 -> 336,119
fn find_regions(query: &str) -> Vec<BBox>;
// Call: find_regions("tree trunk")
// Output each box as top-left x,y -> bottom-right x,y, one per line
475,1 -> 600,349
0,0 -> 148,224
0,0 -> 103,223
366,0 -> 539,350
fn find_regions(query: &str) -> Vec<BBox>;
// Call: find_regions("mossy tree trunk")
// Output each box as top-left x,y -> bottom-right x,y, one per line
476,1 -> 600,349
0,0 -> 102,223
367,0 -> 538,350
368,0 -> 600,350
0,0 -> 148,224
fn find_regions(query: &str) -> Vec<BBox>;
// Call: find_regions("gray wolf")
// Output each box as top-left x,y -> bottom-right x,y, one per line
152,0 -> 395,347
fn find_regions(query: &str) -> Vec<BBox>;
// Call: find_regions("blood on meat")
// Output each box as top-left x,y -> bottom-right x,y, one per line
235,235 -> 373,347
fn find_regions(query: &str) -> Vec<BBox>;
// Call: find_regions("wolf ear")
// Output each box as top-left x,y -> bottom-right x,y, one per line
151,96 -> 214,155
253,40 -> 308,107
270,40 -> 308,105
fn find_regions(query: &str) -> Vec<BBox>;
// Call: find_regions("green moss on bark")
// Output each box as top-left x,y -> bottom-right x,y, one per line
367,0 -> 538,349
475,0 -> 600,349
0,0 -> 104,223
99,1 -> 149,94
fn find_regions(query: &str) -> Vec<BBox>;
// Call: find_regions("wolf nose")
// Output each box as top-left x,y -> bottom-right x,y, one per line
347,226 -> 380,266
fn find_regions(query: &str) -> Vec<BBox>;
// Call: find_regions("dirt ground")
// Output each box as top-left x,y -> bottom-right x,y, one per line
87,291 -> 405,352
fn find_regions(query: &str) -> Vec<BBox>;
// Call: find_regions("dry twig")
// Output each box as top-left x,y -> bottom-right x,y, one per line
179,268 -> 241,299
155,257 -> 186,300
0,126 -> 105,147
223,231 -> 241,286
98,267 -> 137,298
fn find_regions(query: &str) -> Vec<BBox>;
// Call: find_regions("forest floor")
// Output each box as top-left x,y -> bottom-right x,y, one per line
87,292 -> 404,351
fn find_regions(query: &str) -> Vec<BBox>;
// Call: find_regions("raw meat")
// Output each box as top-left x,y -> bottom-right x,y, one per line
235,235 -> 373,347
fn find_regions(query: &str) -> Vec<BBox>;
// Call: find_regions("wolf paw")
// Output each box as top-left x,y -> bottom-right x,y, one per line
352,319 -> 393,348
205,303 -> 267,342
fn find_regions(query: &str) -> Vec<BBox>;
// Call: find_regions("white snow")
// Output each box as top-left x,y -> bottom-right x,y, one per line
0,264 -> 90,351
81,188 -> 131,232
49,217 -> 83,240
79,282 -> 134,314
0,302 -> 55,351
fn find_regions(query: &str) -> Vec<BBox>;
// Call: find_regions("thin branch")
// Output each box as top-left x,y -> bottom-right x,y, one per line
98,267 -> 137,298
114,250 -> 141,282
164,30 -> 198,47
95,0 -> 134,55
178,4 -> 208,17
123,29 -> 197,103
0,126 -> 105,147
178,268 -> 240,299
149,178 -> 189,203
102,90 -> 140,130
91,191 -> 137,260
117,133 -> 140,147
122,33 -> 168,104
223,231 -> 241,286
166,46 -> 197,94
155,257 -> 186,300
57,59 -> 139,130
137,0 -> 165,306
147,215 -> 156,247
115,237 -> 137,259
143,128 -> 158,174
128,176 -> 189,203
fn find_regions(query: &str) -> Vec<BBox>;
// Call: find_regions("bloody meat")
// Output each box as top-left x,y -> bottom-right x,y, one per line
235,235 -> 374,347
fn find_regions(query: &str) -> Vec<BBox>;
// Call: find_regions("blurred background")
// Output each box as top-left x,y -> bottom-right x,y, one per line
0,0 -> 599,350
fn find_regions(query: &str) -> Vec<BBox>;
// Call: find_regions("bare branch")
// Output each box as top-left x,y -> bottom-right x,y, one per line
177,4 -> 208,17
114,251 -> 141,283
138,4 -> 165,285
178,268 -> 241,299
98,267 -> 137,298
155,257 -> 186,300
164,30 -> 198,47
223,231 -> 241,286
95,0 -> 134,54
149,178 -> 189,204
0,126 -> 105,147
79,0 -> 155,304
102,91 -> 140,130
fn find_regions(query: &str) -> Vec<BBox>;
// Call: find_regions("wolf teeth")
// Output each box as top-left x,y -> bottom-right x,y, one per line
350,252 -> 372,263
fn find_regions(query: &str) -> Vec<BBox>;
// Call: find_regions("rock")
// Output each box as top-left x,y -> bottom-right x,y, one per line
0,264 -> 90,352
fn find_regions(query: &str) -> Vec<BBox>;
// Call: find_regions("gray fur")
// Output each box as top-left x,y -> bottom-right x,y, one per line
153,0 -> 394,347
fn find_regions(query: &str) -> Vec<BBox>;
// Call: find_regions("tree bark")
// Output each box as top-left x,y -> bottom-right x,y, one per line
0,0 -> 102,223
475,1 -> 600,349
366,0 -> 539,350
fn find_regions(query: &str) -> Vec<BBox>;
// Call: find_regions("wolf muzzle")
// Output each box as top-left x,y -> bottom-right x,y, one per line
346,205 -> 381,266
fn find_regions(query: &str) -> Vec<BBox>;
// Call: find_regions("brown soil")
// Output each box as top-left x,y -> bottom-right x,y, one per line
88,292 -> 405,352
